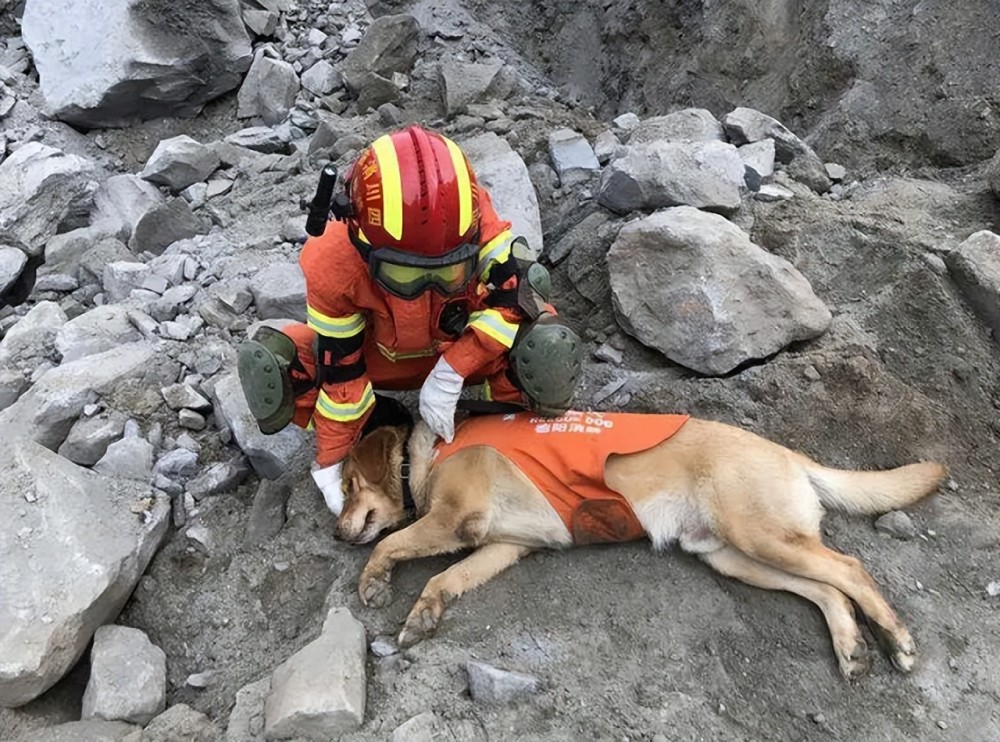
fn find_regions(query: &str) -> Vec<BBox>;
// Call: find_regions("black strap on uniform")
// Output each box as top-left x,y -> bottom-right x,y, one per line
316,332 -> 366,386
457,399 -> 529,416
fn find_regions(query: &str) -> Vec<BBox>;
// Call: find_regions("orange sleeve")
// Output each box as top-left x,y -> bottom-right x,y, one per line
299,223 -> 375,466
441,186 -> 524,377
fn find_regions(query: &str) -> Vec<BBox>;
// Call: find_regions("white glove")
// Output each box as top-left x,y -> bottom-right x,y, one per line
419,357 -> 464,443
311,461 -> 344,515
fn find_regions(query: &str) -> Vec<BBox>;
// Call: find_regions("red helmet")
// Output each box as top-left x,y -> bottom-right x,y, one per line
346,125 -> 481,257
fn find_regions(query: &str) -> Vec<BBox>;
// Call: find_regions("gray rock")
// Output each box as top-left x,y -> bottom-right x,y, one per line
224,126 -> 288,155
0,300 -> 67,373
874,510 -> 918,540
140,136 -> 221,193
179,409 -> 207,431
187,456 -> 251,500
243,8 -> 278,37
33,272 -> 79,293
544,210 -> 612,266
945,230 -> 1000,341
58,412 -> 126,466
212,373 -> 309,479
369,637 -> 397,658
825,162 -> 847,181
598,140 -> 745,215
0,142 -> 98,255
594,343 -> 623,365
264,607 -> 366,739
378,102 -> 404,127
248,263 -> 306,321
548,128 -> 601,187
438,60 -> 502,115
608,207 -> 832,375
755,183 -> 795,202
130,199 -> 208,256
0,438 -> 169,707
246,476 -> 290,545
738,139 -> 776,180
206,178 -> 235,199
0,367 -> 28,411
988,149 -> 1000,201
354,72 -> 402,112
93,436 -> 154,482
628,108 -> 724,145
722,106 -> 811,163
238,53 -> 299,126
160,383 -> 211,412
464,661 -> 539,705
55,305 -> 142,363
150,285 -> 198,322
3,342 -> 172,452
722,107 -> 830,193
153,448 -> 199,480
103,262 -> 151,303
301,60 -> 340,96
82,626 -> 166,725
133,704 -> 220,742
391,712 -> 435,742
341,14 -> 421,94
44,222 -> 130,271
0,244 -> 27,294
226,676 -> 270,742
593,130 -> 621,165
90,175 -> 165,244
612,112 -> 641,133
461,131 -> 544,257
15,720 -> 139,742
22,0 -> 251,128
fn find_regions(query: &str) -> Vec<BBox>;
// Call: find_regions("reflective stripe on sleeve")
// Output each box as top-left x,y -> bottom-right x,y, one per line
467,309 -> 518,348
315,383 -> 376,422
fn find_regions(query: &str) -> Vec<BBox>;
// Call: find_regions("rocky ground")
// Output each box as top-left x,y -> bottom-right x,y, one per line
1,0 -> 999,740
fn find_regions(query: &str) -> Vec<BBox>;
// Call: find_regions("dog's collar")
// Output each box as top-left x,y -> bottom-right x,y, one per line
400,428 -> 415,514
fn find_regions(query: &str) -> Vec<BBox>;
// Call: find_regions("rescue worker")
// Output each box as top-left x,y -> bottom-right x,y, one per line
238,124 -> 582,513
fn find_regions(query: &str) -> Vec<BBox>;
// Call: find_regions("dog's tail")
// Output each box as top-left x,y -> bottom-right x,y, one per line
804,459 -> 947,515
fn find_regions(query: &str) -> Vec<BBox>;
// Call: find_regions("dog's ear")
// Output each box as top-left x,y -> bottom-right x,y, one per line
348,426 -> 398,490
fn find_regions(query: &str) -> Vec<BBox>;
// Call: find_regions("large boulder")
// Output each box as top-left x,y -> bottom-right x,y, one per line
0,438 -> 170,707
607,207 -> 832,375
55,305 -> 143,363
0,301 -> 68,374
341,14 -> 421,95
598,140 -> 746,215
264,607 -> 366,740
21,0 -> 252,128
140,136 -> 221,193
90,175 -> 166,246
82,626 -> 166,725
628,108 -> 725,145
248,263 -> 306,321
461,131 -> 544,257
1,342 -> 177,451
0,143 -> 99,255
237,51 -> 299,126
0,245 -> 27,295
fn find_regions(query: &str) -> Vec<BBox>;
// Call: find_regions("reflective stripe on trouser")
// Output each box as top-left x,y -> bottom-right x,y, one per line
466,309 -> 518,348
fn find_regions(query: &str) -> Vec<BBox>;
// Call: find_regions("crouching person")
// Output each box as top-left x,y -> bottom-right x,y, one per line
237,125 -> 582,513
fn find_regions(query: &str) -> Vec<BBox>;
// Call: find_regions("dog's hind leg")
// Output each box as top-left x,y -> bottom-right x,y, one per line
727,532 -> 917,673
359,514 -> 483,608
398,542 -> 533,648
700,545 -> 869,680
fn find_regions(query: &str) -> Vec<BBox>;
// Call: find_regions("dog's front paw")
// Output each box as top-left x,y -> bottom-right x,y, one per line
398,598 -> 443,647
359,571 -> 393,608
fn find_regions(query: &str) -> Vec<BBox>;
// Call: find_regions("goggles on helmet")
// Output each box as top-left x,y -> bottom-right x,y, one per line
368,242 -> 480,300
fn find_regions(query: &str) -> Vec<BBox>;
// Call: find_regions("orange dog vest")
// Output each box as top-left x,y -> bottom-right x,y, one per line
434,411 -> 690,544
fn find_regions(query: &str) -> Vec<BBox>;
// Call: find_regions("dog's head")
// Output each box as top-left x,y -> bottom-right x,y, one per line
336,424 -> 411,544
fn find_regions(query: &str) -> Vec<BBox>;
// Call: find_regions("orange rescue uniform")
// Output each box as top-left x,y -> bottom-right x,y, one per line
435,411 -> 691,544
288,188 -> 525,466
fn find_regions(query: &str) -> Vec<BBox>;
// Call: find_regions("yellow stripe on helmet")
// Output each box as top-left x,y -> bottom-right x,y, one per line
443,136 -> 474,237
370,135 -> 403,241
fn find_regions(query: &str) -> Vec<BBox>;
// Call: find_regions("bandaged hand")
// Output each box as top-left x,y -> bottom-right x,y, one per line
311,460 -> 344,515
419,356 -> 464,443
